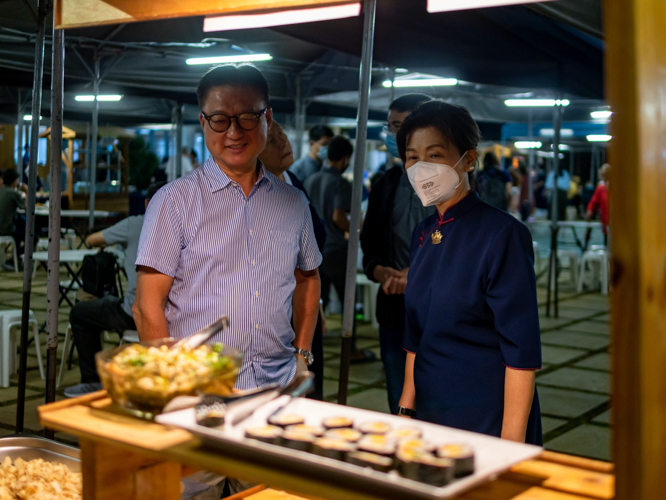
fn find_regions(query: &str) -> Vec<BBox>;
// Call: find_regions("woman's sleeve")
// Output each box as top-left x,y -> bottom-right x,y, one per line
402,221 -> 426,354
486,221 -> 542,369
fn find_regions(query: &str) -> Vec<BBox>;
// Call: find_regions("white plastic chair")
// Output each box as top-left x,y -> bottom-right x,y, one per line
532,241 -> 541,273
0,236 -> 18,273
557,248 -> 580,287
119,330 -> 139,344
578,248 -> 609,295
355,273 -> 380,330
0,310 -> 44,387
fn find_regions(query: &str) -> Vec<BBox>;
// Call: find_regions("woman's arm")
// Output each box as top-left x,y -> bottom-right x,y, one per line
398,352 -> 416,415
501,367 -> 535,442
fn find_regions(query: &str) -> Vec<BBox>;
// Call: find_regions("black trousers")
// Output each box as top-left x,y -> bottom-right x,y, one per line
320,266 -> 358,351
69,295 -> 136,383
307,314 -> 324,401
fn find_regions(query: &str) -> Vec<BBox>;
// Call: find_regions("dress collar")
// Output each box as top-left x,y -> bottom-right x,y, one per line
437,190 -> 481,222
202,157 -> 272,193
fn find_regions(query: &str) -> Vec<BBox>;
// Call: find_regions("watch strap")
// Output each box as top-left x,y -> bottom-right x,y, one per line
295,348 -> 314,366
398,406 -> 416,417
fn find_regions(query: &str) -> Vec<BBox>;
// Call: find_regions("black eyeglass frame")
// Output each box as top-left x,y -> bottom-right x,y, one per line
201,107 -> 270,133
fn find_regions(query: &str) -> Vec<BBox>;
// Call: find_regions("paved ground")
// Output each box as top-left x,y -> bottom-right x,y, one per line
0,223 -> 612,461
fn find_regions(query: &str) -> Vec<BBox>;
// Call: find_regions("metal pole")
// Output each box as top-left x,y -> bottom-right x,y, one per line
546,103 -> 563,318
89,56 -> 100,230
85,121 -> 90,173
175,104 -> 183,178
16,0 -> 48,433
17,92 -> 24,177
386,67 -> 396,169
45,28 -> 64,436
338,0 -> 377,405
569,149 -> 574,175
527,109 -> 535,208
294,76 -> 303,160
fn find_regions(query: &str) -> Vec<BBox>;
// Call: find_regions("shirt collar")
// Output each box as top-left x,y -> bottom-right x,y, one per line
322,165 -> 342,176
438,190 -> 481,221
202,156 -> 272,193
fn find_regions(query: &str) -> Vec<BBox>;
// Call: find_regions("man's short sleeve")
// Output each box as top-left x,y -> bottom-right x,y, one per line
135,188 -> 183,277
102,218 -> 130,247
334,179 -> 352,212
297,203 -> 323,272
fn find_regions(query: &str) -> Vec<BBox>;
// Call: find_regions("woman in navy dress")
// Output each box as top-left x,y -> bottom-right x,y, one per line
396,100 -> 542,445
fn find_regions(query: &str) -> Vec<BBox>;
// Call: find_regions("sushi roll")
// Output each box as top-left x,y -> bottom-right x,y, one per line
268,413 -> 305,428
194,397 -> 226,428
346,451 -> 394,473
244,425 -> 283,445
280,430 -> 316,452
324,428 -> 363,443
396,448 -> 455,487
322,416 -> 354,429
286,424 -> 325,437
398,438 -> 436,454
357,421 -> 392,435
357,434 -> 397,458
387,426 -> 423,441
437,444 -> 475,477
311,437 -> 356,461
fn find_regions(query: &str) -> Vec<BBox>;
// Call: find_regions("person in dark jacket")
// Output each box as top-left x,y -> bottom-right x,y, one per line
259,121 -> 327,399
360,94 -> 433,414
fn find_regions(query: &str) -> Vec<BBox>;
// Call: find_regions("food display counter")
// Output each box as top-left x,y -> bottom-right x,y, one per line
38,392 -> 615,500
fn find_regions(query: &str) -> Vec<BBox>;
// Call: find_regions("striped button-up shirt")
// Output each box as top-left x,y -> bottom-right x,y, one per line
136,157 -> 322,390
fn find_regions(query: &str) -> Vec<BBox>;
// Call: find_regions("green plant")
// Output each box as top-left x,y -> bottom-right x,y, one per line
128,137 -> 158,190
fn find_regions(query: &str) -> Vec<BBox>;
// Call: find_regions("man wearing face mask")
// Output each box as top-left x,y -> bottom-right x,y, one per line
360,93 -> 432,414
289,124 -> 334,183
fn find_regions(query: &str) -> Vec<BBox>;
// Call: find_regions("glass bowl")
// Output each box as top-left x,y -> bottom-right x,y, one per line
95,338 -> 242,419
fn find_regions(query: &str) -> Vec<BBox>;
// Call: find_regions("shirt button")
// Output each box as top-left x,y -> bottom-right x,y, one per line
255,291 -> 259,297
255,324 -> 259,330
253,355 -> 257,362
252,260 -> 256,266
249,230 -> 253,235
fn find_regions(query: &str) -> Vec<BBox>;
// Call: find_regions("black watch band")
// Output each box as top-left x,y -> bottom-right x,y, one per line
398,406 -> 416,418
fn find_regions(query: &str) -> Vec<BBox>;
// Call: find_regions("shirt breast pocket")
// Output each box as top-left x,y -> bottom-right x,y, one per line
268,230 -> 299,279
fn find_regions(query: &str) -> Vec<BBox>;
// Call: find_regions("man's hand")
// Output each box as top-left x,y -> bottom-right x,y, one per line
296,354 -> 309,374
374,265 -> 408,295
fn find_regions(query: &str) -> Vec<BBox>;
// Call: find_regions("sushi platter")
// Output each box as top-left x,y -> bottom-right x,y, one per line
156,395 -> 542,499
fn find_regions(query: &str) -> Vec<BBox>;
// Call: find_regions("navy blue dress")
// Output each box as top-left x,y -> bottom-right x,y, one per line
404,192 -> 542,445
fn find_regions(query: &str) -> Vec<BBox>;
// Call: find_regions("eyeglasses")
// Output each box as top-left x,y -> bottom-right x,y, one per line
201,108 -> 269,133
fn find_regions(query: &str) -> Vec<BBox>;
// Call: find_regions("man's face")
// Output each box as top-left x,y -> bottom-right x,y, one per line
259,122 -> 294,176
199,85 -> 273,172
310,136 -> 331,158
387,109 -> 410,134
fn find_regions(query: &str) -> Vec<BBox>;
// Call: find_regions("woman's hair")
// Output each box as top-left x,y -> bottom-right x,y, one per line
396,99 -> 481,185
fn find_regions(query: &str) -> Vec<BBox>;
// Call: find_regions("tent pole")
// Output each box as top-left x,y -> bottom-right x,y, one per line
527,109 -> 535,208
175,103 -> 183,178
89,55 -> 100,230
16,0 -> 48,433
386,67 -> 396,169
546,103 -> 563,318
45,27 -> 65,436
294,76 -> 303,160
338,0 -> 377,405
17,92 -> 24,178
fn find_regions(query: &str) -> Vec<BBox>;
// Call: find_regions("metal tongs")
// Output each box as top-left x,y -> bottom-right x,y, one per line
171,316 -> 229,350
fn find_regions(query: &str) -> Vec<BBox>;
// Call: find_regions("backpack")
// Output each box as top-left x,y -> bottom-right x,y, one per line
477,170 -> 508,211
81,252 -> 118,298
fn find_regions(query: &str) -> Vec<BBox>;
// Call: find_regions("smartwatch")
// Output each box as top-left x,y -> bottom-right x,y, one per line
295,348 -> 314,366
398,406 -> 416,418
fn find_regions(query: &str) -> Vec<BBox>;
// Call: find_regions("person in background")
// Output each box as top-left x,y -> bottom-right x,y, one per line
0,169 -> 28,264
289,124 -> 334,183
508,168 -> 522,218
476,151 -> 512,211
190,149 -> 201,170
360,93 -> 433,414
64,181 -> 167,397
397,100 -> 541,444
180,146 -> 194,176
545,165 -> 570,221
259,120 -> 327,400
586,163 -> 610,243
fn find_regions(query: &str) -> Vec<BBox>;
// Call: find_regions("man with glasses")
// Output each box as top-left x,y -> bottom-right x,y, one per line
134,64 -> 322,399
360,93 -> 432,415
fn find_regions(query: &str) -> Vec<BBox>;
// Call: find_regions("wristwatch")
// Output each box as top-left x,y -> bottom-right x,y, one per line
295,348 -> 314,366
398,406 -> 416,418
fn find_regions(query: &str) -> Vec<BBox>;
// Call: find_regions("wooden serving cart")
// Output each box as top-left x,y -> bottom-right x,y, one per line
39,392 -> 614,500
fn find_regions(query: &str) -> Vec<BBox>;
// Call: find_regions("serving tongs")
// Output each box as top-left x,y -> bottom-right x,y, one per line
171,316 -> 229,350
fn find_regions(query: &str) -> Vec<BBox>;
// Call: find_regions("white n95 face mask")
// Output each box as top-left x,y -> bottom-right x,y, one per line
407,152 -> 468,206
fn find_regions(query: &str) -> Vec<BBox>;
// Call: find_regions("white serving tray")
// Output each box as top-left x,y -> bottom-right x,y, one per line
157,397 -> 542,499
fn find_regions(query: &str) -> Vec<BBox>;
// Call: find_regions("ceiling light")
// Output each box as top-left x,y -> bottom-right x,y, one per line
383,78 -> 458,88
204,3 -> 361,32
540,128 -> 574,137
514,141 -> 542,149
591,110 -> 613,119
186,54 -> 272,65
23,115 -> 42,121
587,135 -> 612,142
428,0 -> 554,12
395,68 -> 409,74
505,99 -> 570,107
75,95 -> 123,101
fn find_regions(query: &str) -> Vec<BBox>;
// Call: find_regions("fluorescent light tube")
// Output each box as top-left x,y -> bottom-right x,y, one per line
204,3 -> 361,32
505,99 -> 570,107
428,0 -> 554,13
75,95 -> 123,101
383,78 -> 458,88
587,135 -> 612,142
23,115 -> 42,121
514,141 -> 542,149
591,110 -> 612,119
186,54 -> 272,65
539,128 -> 574,137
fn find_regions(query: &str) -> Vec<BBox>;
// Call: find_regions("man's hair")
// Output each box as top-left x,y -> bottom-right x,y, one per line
196,64 -> 270,110
308,124 -> 334,143
389,93 -> 432,113
3,168 -> 19,186
483,151 -> 499,170
327,136 -> 354,162
147,181 -> 167,202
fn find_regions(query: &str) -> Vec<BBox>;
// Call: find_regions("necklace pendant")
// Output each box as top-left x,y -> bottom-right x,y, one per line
431,230 -> 443,245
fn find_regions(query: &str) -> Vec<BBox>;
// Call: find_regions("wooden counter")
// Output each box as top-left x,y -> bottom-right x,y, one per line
39,392 -> 615,500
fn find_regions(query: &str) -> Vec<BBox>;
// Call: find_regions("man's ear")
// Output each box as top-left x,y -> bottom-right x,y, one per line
199,113 -> 205,130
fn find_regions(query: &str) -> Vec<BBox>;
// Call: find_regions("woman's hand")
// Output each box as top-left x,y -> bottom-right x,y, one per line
398,352 -> 417,417
500,367 -> 536,442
